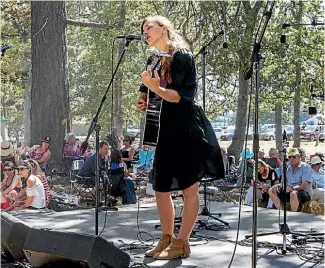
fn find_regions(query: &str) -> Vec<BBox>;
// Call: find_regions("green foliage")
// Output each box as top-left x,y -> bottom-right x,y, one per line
1,1 -> 323,139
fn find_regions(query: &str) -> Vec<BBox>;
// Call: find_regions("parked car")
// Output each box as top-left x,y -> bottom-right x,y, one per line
213,127 -> 223,139
300,125 -> 325,141
260,128 -> 275,141
220,126 -> 235,141
319,131 -> 325,142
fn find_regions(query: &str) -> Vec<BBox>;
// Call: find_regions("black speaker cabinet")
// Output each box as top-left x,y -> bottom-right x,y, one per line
1,212 -> 31,260
23,228 -> 131,268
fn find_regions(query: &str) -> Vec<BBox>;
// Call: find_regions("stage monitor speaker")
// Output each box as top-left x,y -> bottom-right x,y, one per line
23,228 -> 131,268
1,212 -> 31,260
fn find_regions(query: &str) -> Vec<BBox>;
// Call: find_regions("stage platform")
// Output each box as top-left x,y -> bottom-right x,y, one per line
6,201 -> 325,268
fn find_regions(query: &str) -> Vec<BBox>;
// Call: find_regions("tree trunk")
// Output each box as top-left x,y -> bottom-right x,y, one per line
293,63 -> 301,148
227,70 -> 249,162
292,2 -> 303,148
31,1 -> 68,167
113,1 -> 126,138
274,105 -> 282,152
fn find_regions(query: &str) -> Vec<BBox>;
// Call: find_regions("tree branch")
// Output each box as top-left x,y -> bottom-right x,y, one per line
65,19 -> 119,29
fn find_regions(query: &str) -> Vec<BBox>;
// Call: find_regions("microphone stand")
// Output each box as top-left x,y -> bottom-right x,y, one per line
245,5 -> 322,262
194,30 -> 223,111
243,2 -> 275,267
81,39 -> 132,236
194,30 -> 229,229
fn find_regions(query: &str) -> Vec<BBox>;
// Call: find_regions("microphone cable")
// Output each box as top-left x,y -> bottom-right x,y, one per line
227,77 -> 254,268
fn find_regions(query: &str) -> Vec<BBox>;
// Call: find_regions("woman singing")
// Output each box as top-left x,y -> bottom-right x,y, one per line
136,15 -> 224,260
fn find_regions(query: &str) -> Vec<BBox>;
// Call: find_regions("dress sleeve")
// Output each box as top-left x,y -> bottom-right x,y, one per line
171,49 -> 197,102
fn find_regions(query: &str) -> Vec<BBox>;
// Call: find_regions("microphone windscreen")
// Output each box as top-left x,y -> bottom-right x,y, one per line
223,42 -> 228,49
280,34 -> 286,43
308,107 -> 317,115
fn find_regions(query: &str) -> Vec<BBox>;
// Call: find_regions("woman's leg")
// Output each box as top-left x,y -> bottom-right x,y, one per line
153,183 -> 199,260
177,183 -> 199,240
145,191 -> 175,257
155,191 -> 174,235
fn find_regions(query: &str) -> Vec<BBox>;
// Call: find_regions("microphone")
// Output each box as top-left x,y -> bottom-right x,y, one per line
280,23 -> 290,43
116,34 -> 147,41
308,85 -> 317,115
1,45 -> 12,53
222,23 -> 228,48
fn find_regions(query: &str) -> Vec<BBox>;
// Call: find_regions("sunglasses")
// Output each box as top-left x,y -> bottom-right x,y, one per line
314,163 -> 321,166
3,168 -> 14,172
289,155 -> 298,159
18,167 -> 28,171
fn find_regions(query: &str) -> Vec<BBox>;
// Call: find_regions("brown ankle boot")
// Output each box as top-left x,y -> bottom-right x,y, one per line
145,234 -> 175,257
153,238 -> 191,260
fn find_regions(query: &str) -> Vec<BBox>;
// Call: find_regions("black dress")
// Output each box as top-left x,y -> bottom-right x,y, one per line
140,49 -> 225,192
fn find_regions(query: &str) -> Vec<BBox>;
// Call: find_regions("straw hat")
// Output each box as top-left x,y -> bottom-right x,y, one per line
0,140 -> 14,156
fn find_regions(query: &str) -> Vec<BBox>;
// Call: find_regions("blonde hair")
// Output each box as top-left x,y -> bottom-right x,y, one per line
141,15 -> 189,83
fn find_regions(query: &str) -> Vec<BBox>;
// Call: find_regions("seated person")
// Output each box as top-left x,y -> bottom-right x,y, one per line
310,156 -> 324,202
78,141 -> 110,184
18,140 -> 29,157
258,149 -> 265,161
237,148 -> 254,184
27,159 -> 51,208
63,133 -> 88,158
0,140 -> 20,166
297,147 -> 306,162
110,149 -> 136,204
245,159 -> 279,208
268,148 -> 312,212
14,161 -> 46,210
1,161 -> 22,210
267,148 -> 282,168
28,137 -> 51,170
120,136 -> 135,171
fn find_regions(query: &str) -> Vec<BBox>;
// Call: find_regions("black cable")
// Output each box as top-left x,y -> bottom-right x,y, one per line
99,40 -> 117,236
227,72 -> 254,268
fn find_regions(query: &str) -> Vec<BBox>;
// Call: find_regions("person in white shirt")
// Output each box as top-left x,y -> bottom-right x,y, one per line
15,161 -> 46,210
310,156 -> 324,202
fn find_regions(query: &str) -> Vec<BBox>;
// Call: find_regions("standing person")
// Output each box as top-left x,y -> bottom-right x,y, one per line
136,15 -> 224,260
315,127 -> 320,147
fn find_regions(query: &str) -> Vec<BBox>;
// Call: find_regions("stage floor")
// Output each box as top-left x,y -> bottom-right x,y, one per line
7,201 -> 325,268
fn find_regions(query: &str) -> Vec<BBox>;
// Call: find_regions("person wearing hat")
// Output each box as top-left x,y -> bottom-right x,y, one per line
310,156 -> 324,202
14,161 -> 46,210
268,147 -> 313,212
0,140 -> 20,166
27,137 -> 51,170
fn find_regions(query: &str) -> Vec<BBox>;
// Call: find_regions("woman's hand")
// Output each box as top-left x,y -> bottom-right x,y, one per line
141,67 -> 160,93
136,99 -> 147,111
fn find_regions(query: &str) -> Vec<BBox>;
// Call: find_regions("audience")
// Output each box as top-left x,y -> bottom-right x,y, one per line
28,137 -> 51,170
268,148 -> 282,168
14,161 -> 46,210
120,136 -> 135,170
27,159 -> 51,208
268,148 -> 312,212
78,141 -> 110,179
63,133 -> 88,158
18,141 -> 29,157
310,156 -> 324,202
0,161 -> 22,209
245,159 -> 279,208
0,140 -> 20,166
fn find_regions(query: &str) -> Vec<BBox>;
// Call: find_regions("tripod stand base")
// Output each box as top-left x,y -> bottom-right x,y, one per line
197,207 -> 229,227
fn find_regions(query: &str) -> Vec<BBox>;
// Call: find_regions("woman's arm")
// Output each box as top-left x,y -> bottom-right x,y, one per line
14,178 -> 35,210
141,69 -> 181,103
37,151 -> 51,164
122,148 -> 135,162
3,175 -> 21,195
